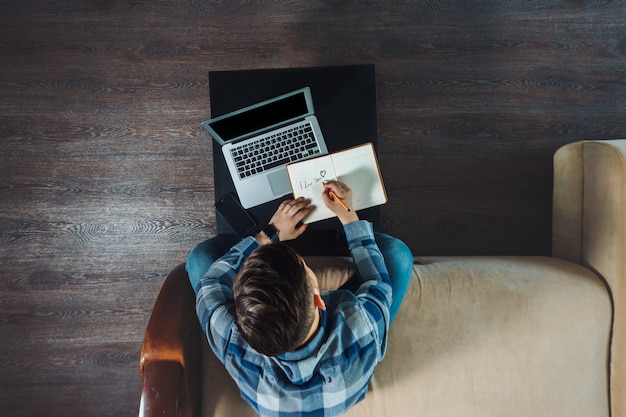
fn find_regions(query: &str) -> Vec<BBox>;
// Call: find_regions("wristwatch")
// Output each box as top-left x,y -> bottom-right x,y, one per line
262,223 -> 279,242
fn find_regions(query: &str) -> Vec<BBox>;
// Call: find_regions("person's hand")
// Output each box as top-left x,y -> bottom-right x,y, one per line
322,181 -> 359,225
267,197 -> 312,241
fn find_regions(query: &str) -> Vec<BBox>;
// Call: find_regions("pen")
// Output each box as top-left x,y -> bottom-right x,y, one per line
329,190 -> 351,212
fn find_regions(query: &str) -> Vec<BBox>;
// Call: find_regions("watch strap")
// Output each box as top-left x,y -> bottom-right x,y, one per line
262,223 -> 279,241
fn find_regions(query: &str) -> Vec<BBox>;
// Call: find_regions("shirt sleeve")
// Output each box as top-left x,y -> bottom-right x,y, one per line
194,236 -> 259,362
343,220 -> 393,354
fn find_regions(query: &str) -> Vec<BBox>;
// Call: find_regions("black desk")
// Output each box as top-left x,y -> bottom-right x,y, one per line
209,65 -> 379,252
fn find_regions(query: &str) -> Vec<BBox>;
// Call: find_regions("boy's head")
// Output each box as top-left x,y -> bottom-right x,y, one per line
233,242 -> 321,356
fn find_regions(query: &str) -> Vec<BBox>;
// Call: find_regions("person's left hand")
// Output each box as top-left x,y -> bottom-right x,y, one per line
268,197 -> 312,241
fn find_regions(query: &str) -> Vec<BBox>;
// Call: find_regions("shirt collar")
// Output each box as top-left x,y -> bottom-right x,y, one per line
278,309 -> 327,361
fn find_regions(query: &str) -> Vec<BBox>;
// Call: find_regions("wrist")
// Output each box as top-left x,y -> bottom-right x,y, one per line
338,212 -> 359,225
255,231 -> 272,245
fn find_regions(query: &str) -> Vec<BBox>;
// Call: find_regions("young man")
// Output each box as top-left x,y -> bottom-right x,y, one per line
187,180 -> 413,417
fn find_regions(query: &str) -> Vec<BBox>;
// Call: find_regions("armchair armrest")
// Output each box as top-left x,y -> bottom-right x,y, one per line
139,361 -> 183,417
553,139 -> 626,417
139,263 -> 203,417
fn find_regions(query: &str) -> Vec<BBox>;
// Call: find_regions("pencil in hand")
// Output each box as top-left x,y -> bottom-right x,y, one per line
329,190 -> 351,212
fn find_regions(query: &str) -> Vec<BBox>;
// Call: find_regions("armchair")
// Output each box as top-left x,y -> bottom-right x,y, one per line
139,139 -> 625,417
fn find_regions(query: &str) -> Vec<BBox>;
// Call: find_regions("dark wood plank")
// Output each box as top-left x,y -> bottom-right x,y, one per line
1,0 -> 625,416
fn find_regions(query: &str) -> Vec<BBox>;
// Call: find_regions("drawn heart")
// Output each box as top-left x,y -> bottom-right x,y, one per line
320,170 -> 326,177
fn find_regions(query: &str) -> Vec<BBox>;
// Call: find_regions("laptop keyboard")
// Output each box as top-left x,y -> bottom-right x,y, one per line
230,122 -> 322,179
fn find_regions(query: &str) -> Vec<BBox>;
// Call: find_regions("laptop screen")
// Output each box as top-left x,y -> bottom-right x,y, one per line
207,91 -> 309,142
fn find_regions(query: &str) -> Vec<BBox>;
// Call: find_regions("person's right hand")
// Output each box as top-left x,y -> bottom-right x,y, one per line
322,181 -> 359,225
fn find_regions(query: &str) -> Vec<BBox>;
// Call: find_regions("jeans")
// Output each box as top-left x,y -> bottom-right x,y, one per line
186,232 -> 413,324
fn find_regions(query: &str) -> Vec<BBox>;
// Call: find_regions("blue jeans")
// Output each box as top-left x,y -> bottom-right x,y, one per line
186,232 -> 413,324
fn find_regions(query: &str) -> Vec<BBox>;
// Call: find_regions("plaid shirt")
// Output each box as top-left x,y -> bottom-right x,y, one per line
194,220 -> 392,417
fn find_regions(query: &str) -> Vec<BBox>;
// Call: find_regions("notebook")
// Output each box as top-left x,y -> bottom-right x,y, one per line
201,87 -> 329,209
286,143 -> 387,223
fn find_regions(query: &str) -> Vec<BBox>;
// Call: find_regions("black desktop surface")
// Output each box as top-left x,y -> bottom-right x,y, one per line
208,65 -> 379,251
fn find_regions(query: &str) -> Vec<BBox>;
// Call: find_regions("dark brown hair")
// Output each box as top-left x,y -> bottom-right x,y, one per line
233,242 -> 316,356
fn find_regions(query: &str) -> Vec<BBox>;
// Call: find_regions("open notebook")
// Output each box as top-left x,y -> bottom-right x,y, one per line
286,143 -> 387,223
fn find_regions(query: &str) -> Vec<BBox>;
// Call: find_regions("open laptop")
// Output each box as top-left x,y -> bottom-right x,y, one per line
202,87 -> 329,208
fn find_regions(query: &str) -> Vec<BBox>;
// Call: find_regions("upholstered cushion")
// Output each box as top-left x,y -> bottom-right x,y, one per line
201,256 -> 611,417
303,256 -> 355,291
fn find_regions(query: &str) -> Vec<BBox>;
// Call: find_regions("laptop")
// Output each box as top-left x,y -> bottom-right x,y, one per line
202,87 -> 329,208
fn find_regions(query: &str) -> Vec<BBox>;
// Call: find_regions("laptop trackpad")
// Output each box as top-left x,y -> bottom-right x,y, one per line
267,170 -> 291,196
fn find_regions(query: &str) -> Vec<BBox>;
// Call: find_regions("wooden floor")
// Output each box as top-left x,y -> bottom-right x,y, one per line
1,1 -> 624,416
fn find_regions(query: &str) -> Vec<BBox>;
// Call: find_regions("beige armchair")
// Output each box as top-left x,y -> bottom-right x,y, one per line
139,139 -> 625,417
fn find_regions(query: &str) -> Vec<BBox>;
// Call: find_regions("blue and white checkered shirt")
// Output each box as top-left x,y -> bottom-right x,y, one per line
194,220 -> 392,417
